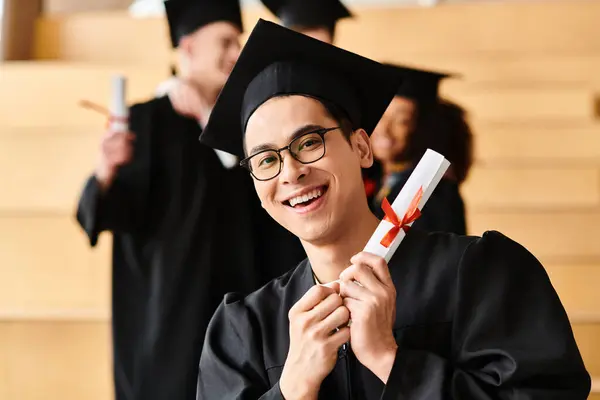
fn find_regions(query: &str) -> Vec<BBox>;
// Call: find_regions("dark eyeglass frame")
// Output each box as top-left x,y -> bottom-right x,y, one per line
240,126 -> 340,181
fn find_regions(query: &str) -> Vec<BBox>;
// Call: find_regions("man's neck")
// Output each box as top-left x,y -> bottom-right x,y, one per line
303,207 -> 380,283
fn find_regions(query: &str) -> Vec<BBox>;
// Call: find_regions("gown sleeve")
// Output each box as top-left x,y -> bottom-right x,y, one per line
75,103 -> 152,247
197,293 -> 285,400
381,231 -> 590,400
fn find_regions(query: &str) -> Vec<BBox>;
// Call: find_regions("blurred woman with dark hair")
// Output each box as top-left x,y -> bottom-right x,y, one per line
371,65 -> 473,235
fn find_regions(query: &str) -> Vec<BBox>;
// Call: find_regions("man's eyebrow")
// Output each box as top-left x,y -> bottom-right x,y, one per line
248,124 -> 325,155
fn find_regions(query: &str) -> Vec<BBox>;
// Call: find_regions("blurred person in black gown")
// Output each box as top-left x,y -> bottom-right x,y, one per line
260,0 -> 351,44
371,65 -> 473,234
196,21 -> 590,399
75,1 -> 302,399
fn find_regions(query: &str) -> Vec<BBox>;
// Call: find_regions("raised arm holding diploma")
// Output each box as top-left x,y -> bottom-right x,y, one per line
196,20 -> 590,400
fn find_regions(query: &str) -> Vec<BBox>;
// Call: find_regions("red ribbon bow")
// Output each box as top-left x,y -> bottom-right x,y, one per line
380,186 -> 423,248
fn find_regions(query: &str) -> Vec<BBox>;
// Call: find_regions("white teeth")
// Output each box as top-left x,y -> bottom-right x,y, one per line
288,188 -> 324,207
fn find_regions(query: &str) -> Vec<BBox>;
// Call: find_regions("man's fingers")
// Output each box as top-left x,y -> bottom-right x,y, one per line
327,326 -> 350,349
309,292 -> 343,322
339,263 -> 381,292
317,306 -> 350,334
290,285 -> 337,316
339,279 -> 371,301
350,252 -> 394,287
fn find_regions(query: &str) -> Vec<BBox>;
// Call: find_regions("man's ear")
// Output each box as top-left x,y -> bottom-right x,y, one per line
178,34 -> 194,58
353,129 -> 374,169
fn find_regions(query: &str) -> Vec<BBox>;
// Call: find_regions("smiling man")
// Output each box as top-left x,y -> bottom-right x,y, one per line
196,20 -> 590,399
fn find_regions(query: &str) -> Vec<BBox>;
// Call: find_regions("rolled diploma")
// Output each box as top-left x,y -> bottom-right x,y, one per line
109,75 -> 129,132
363,149 -> 450,263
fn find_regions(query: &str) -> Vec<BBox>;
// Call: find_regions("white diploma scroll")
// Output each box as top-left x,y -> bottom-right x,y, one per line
363,149 -> 450,263
109,75 -> 129,132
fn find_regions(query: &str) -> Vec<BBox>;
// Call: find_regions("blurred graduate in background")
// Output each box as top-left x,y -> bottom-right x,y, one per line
75,0 -> 303,399
260,0 -> 352,44
371,65 -> 473,235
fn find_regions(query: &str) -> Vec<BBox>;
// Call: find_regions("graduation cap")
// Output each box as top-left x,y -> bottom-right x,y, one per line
386,64 -> 457,105
200,19 -> 401,158
261,0 -> 352,32
164,0 -> 243,48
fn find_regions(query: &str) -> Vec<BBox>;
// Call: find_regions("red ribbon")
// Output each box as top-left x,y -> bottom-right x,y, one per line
380,186 -> 423,248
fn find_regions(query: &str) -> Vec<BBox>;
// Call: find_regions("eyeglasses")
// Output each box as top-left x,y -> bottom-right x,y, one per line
240,127 -> 340,181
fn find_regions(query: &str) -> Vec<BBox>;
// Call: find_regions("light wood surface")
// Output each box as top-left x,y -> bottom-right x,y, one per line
0,216 -> 111,319
33,1 -> 600,64
0,1 -> 598,398
0,321 -> 113,400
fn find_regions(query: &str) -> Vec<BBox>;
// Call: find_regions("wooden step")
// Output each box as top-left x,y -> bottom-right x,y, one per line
34,1 -> 600,64
441,86 -> 595,122
2,125 -> 599,212
0,321 -> 595,400
1,212 -> 598,321
546,264 -> 600,322
387,53 -> 600,86
592,379 -> 600,396
474,123 -> 600,165
0,62 -> 594,126
0,126 -> 101,213
468,211 -> 600,261
342,1 -> 600,57
0,321 -> 112,400
0,216 -> 111,320
573,323 -> 600,378
462,167 -> 600,210
0,62 -> 167,127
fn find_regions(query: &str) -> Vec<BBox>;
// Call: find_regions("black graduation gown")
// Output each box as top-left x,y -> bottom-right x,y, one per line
373,169 -> 467,235
76,96 -> 304,400
198,229 -> 590,399
363,159 -> 384,213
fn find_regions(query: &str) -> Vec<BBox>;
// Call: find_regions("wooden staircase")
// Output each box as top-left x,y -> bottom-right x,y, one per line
1,1 -> 599,399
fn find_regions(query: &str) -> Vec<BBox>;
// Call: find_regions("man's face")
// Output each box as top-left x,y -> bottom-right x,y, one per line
244,96 -> 373,243
294,26 -> 334,44
180,21 -> 241,90
371,96 -> 416,163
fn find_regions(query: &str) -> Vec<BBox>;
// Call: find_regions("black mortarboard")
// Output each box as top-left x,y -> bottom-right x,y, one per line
200,19 -> 401,158
164,0 -> 243,48
386,64 -> 456,105
261,0 -> 352,31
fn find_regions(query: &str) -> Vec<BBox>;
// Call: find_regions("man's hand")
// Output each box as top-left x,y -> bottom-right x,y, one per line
168,79 -> 211,125
280,283 -> 350,400
95,130 -> 135,191
339,252 -> 398,383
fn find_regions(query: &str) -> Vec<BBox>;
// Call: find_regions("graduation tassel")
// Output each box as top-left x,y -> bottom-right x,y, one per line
78,75 -> 129,131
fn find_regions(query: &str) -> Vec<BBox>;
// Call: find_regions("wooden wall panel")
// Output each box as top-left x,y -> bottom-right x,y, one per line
4,124 -> 599,213
389,53 -> 600,86
546,265 -> 600,322
462,167 -> 600,210
441,86 -> 594,122
33,2 -> 600,64
573,323 -> 600,378
1,0 -> 42,61
468,211 -> 600,261
474,123 -> 600,165
0,127 -> 100,213
0,216 -> 111,319
0,321 -> 113,400
0,62 -> 167,127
